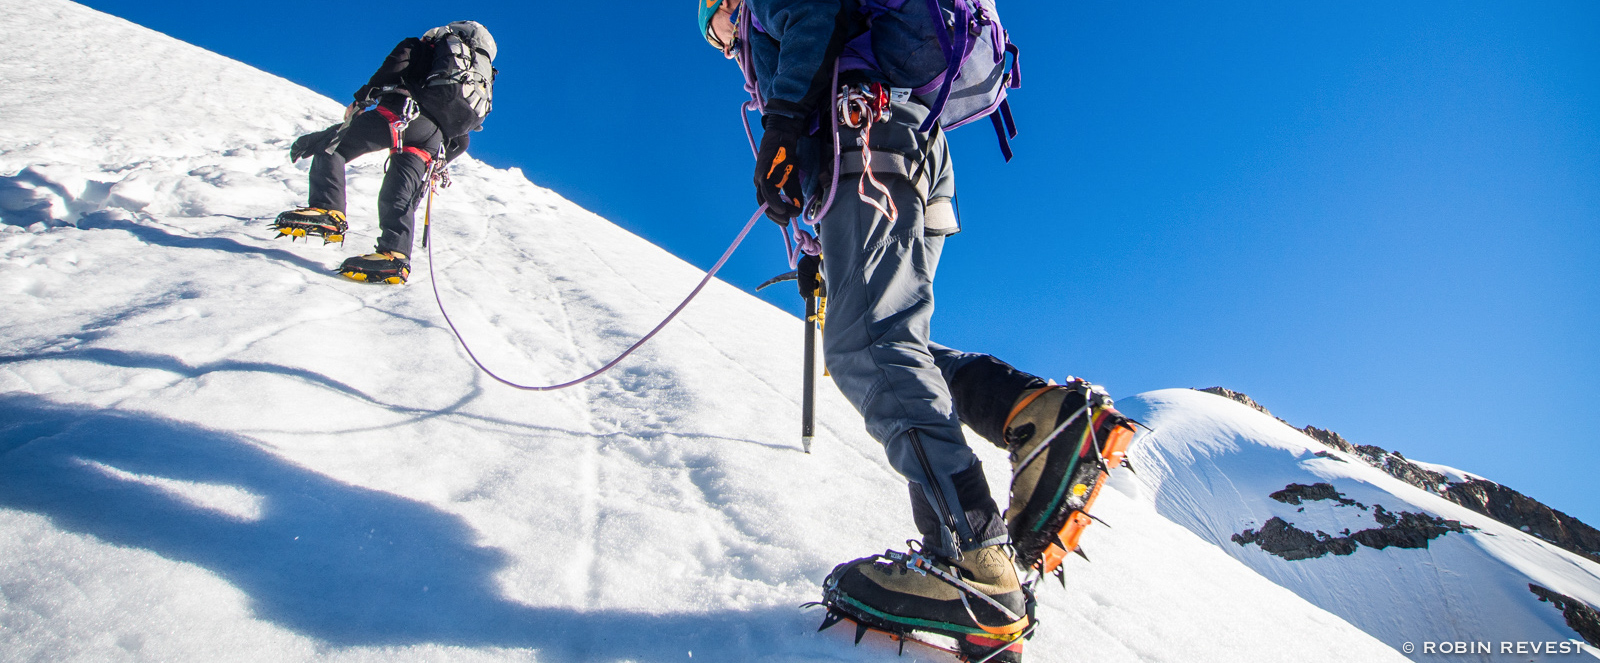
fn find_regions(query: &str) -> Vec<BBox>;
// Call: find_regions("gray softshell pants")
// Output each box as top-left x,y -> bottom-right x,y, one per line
808,97 -> 1046,559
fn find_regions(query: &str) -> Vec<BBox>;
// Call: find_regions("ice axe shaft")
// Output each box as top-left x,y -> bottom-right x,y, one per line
801,291 -> 817,453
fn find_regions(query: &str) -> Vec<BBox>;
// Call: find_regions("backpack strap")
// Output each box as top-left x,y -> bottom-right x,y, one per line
918,0 -> 972,133
990,98 -> 1016,162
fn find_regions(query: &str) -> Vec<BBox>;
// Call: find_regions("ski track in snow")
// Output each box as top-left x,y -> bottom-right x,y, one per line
3,0 -> 1582,661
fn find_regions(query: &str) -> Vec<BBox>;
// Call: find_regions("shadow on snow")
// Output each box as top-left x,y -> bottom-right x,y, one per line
0,395 -> 828,661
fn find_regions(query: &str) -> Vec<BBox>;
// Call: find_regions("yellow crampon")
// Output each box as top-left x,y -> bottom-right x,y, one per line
272,208 -> 347,245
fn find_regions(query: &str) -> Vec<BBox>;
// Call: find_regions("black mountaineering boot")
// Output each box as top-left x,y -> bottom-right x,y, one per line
1004,380 -> 1136,576
272,207 -> 347,244
820,544 -> 1031,662
338,251 -> 409,284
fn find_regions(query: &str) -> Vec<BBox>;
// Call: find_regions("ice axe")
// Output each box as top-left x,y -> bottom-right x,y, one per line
757,257 -> 824,453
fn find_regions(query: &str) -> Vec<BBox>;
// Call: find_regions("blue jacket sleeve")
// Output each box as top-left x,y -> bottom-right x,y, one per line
749,0 -> 856,118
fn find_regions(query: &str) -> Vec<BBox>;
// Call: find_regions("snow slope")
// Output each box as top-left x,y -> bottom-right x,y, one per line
3,1 -> 1413,661
1121,389 -> 1600,661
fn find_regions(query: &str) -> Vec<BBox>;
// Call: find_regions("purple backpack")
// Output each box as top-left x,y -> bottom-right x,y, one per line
841,0 -> 1021,160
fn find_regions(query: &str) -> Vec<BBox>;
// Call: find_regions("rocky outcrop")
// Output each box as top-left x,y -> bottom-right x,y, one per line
1232,517 -> 1358,560
1194,387 -> 1600,564
1270,482 -> 1360,507
1529,584 -> 1600,647
1233,506 -> 1471,561
1449,481 -> 1600,565
1198,387 -> 1282,421
1299,426 -> 1449,490
1201,387 -> 1448,488
1355,506 -> 1473,551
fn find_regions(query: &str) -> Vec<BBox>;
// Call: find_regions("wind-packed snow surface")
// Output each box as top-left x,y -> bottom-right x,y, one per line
1121,389 -> 1600,661
0,2 -> 1497,662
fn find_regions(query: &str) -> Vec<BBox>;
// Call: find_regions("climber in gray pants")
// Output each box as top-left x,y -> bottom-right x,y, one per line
814,96 -> 1017,558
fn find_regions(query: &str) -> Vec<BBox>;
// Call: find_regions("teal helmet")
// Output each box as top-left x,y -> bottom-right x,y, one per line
699,0 -> 731,50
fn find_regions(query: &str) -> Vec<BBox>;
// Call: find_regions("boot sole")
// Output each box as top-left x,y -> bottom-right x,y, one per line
812,603 -> 1027,662
338,269 -> 408,285
272,220 -> 346,245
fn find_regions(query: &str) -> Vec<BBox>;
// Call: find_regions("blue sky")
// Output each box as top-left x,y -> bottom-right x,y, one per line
76,1 -> 1598,524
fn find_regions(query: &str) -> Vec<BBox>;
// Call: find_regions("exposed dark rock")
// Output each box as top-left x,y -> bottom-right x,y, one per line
1300,425 -> 1358,455
1351,511 -> 1468,550
1232,517 -> 1358,560
1270,482 -> 1357,507
1234,509 -> 1471,561
1313,450 -> 1346,463
1447,481 -> 1600,565
1196,386 -> 1600,564
1198,387 -> 1279,419
1300,427 -> 1450,489
1529,584 -> 1600,647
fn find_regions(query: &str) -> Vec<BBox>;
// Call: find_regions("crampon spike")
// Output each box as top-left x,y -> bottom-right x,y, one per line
1086,512 -> 1112,528
1056,567 -> 1067,587
1074,547 -> 1090,562
898,636 -> 906,656
854,620 -> 869,645
817,610 -> 843,632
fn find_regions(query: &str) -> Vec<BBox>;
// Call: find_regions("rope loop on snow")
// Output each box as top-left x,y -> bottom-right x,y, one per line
425,196 -> 767,391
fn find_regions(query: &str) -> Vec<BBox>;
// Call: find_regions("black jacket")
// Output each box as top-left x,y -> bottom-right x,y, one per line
353,37 -> 474,157
354,38 -> 433,105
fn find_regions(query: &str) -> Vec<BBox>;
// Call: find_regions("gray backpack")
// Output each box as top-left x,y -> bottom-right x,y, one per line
419,21 -> 497,135
842,0 -> 1019,160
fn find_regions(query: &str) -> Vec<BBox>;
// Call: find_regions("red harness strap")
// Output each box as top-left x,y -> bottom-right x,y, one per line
371,105 -> 406,151
400,146 -> 434,166
369,105 -> 433,166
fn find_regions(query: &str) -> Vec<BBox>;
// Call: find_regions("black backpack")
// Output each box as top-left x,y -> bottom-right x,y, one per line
414,21 -> 497,137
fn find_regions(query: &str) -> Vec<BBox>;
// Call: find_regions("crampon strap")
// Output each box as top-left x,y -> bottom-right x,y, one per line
880,549 -> 1029,637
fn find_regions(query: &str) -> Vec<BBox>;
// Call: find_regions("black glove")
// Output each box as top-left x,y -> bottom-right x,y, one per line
797,253 -> 822,299
444,134 -> 470,163
289,125 -> 341,162
754,114 -> 805,225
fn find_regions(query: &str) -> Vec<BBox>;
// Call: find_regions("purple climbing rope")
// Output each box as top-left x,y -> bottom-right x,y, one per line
427,199 -> 768,391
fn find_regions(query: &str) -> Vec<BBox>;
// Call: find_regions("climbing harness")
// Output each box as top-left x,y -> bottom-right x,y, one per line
838,82 -> 898,224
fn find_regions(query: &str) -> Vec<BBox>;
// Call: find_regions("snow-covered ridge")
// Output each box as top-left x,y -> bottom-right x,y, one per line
1120,389 -> 1600,660
0,1 -> 1413,661
1199,387 -> 1600,568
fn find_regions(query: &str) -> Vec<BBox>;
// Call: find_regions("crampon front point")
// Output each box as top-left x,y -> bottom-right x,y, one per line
1008,381 -> 1140,579
809,547 -> 1034,663
806,601 -> 1030,663
271,208 -> 347,245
